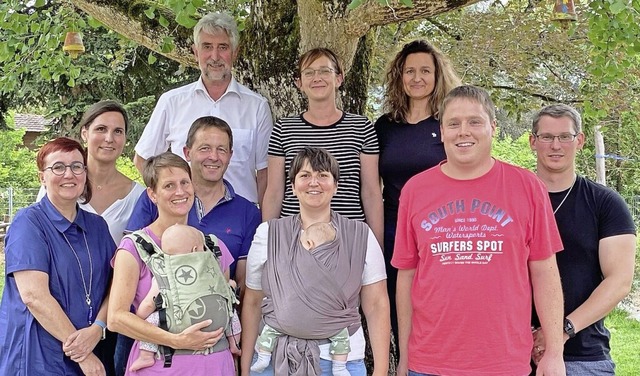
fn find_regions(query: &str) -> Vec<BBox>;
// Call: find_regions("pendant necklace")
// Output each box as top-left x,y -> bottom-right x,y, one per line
553,175 -> 577,215
62,230 -> 94,325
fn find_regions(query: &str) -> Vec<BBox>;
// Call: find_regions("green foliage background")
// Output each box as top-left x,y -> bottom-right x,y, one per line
0,130 -> 38,190
0,0 -> 199,154
366,0 -> 640,197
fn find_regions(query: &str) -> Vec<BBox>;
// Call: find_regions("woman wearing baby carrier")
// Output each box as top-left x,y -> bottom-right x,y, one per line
241,147 -> 391,376
108,152 -> 236,375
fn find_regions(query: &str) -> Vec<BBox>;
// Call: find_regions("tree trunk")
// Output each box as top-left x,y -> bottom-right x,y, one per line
235,0 -> 302,119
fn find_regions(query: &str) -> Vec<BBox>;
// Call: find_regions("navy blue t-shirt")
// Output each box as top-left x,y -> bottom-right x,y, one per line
374,114 -> 445,231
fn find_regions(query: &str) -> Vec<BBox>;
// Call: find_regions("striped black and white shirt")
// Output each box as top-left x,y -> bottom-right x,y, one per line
269,112 -> 379,221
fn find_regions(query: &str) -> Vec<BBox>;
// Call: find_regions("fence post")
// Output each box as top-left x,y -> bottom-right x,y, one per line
8,186 -> 13,222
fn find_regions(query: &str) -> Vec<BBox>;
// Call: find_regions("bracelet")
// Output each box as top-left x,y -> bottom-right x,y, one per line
94,319 -> 107,340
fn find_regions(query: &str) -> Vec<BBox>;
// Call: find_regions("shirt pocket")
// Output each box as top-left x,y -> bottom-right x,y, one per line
230,129 -> 252,163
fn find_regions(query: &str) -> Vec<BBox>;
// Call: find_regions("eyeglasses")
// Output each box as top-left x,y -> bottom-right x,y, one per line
43,162 -> 86,176
301,67 -> 336,79
534,133 -> 578,143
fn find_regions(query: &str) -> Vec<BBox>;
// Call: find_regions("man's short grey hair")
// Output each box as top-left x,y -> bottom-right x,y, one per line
532,104 -> 582,134
193,12 -> 239,51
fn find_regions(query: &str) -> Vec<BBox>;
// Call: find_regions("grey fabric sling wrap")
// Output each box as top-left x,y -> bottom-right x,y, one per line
262,211 -> 369,376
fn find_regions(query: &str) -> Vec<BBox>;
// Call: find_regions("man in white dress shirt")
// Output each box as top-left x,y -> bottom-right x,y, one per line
134,12 -> 273,204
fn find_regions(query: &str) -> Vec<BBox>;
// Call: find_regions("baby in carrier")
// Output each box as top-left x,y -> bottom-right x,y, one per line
251,222 -> 352,376
129,224 -> 241,372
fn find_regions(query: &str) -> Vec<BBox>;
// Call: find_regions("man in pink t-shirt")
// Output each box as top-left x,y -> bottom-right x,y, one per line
393,85 -> 566,376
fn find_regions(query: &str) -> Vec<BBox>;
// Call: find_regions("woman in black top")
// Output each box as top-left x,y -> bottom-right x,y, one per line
374,40 -> 460,352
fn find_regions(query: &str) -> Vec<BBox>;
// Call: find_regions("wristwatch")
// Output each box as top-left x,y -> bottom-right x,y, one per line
94,320 -> 107,341
563,318 -> 576,338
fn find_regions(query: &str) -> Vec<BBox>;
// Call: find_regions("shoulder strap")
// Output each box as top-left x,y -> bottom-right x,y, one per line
122,231 -> 164,259
123,231 -> 176,367
204,233 -> 222,259
135,234 -> 157,256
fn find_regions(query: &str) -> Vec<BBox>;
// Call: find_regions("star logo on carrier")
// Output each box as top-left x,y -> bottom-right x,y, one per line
175,265 -> 198,285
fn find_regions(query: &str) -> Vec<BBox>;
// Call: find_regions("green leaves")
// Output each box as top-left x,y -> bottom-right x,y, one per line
87,16 -> 103,28
143,1 -> 198,28
176,11 -> 197,28
158,15 -> 170,28
160,36 -> 174,53
347,0 -> 365,10
0,124 -> 39,189
492,132 -> 536,172
609,0 -> 628,14
144,7 -> 156,19
1,1 -> 73,93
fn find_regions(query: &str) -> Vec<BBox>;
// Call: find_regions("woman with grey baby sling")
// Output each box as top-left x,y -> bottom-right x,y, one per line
260,213 -> 368,375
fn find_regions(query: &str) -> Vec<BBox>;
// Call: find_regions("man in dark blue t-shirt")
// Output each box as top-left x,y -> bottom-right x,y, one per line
530,104 -> 636,375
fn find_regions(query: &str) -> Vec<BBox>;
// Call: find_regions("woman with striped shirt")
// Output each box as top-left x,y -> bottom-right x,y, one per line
261,48 -> 383,243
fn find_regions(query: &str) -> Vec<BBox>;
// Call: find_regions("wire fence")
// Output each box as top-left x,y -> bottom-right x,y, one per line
627,195 -> 640,222
0,187 -> 40,223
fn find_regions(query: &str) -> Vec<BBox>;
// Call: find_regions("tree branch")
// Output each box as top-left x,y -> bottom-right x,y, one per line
349,0 -> 481,30
426,17 -> 461,40
69,0 -> 196,67
492,85 -> 583,103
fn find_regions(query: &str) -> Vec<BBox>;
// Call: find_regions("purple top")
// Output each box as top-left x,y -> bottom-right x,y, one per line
114,227 -> 235,376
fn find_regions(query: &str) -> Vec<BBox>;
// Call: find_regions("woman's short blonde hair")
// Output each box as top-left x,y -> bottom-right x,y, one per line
142,152 -> 191,191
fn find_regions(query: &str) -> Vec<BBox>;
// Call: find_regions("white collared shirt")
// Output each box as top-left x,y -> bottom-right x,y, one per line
135,76 -> 273,203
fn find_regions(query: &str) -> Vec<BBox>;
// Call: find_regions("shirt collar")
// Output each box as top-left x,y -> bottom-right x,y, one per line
194,180 -> 235,220
222,179 -> 235,200
193,76 -> 241,101
39,195 -> 88,233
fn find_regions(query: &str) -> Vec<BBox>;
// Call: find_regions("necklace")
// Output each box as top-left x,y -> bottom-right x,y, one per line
553,175 -> 577,215
62,230 -> 94,324
94,181 -> 109,190
92,172 -> 117,191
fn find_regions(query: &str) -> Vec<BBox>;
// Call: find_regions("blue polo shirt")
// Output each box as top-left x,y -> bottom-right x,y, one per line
0,195 -> 116,375
125,180 -> 261,278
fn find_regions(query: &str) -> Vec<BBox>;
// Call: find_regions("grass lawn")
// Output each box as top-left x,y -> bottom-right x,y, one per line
607,308 -> 640,375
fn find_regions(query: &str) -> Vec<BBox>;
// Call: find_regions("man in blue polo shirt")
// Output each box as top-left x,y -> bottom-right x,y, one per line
126,116 -> 261,282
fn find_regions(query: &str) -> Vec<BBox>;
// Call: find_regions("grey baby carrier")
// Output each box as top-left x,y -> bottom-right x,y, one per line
125,230 -> 238,367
